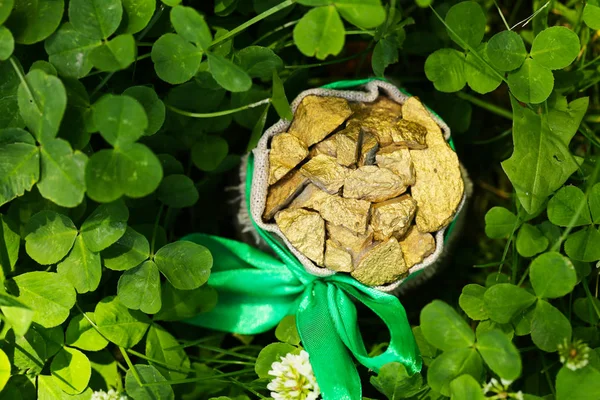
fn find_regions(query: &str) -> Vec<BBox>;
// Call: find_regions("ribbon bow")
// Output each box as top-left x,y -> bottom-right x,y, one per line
182,154 -> 421,399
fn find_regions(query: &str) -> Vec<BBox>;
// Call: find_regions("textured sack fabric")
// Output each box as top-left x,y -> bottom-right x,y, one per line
236,79 -> 473,294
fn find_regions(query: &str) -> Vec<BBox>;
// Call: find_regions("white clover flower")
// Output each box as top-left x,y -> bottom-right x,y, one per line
558,338 -> 591,371
267,350 -> 320,400
91,389 -> 128,400
482,377 -> 523,399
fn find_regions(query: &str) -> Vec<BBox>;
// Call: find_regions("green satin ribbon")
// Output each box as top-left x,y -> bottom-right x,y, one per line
182,152 -> 422,400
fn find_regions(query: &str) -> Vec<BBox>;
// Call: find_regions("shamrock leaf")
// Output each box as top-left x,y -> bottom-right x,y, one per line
294,6 -> 345,60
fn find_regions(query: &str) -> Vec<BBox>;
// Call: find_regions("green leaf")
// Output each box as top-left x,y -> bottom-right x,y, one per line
0,0 -> 13,25
44,23 -> 101,79
117,260 -> 161,314
413,326 -> 438,364
125,364 -> 175,400
531,299 -> 572,352
476,329 -> 521,380
154,241 -> 212,290
192,135 -> 229,171
573,297 -> 600,324
37,138 -> 87,207
584,3 -> 600,30
90,34 -> 136,72
271,71 -> 293,120
151,33 -> 202,85
507,58 -> 554,104
154,282 -> 218,321
420,300 -> 474,351
370,362 -> 424,399
548,95 -> 589,140
0,26 -> 14,60
0,349 -> 9,391
157,174 -> 199,208
102,226 -> 149,271
170,5 -> 212,50
449,374 -> 485,400
483,283 -> 537,324
17,69 -> 67,143
214,0 -> 238,16
207,53 -> 252,93
146,324 -> 190,380
255,342 -> 298,379
0,293 -> 33,337
444,1 -> 486,49
275,315 -> 301,346
589,184 -> 600,224
93,94 -> 148,147
0,214 -> 20,276
236,46 -> 283,80
530,26 -> 580,70
81,200 -> 129,252
476,320 -> 514,340
6,0 -> 64,44
486,30 -> 527,71
501,98 -> 579,214
427,348 -> 483,396
424,48 -> 466,93
57,235 -> 101,294
8,327 -> 45,374
458,284 -> 488,321
485,207 -> 518,239
30,60 -> 57,76
556,365 -> 600,400
85,144 -> 163,202
464,44 -> 502,94
530,251 -> 577,299
334,0 -> 385,28
68,0 -> 122,40
565,226 -> 600,262
9,271 -> 76,328
372,36 -> 399,77
293,6 -> 345,60
512,305 -> 535,336
122,86 -> 165,136
120,0 -> 155,34
548,185 -> 592,227
24,210 -> 77,264
0,128 -> 39,207
50,347 -> 91,395
95,296 -> 150,348
65,312 -> 109,351
38,374 -> 93,400
516,223 -> 548,257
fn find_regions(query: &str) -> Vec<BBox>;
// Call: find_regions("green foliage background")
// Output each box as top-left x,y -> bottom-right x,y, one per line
0,0 -> 599,398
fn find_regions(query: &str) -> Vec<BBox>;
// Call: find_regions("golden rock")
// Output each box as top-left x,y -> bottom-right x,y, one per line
268,133 -> 309,185
318,195 -> 371,234
343,166 -> 407,202
335,125 -> 360,167
348,97 -> 402,147
358,131 -> 379,166
404,97 -> 464,232
327,223 -> 374,259
289,96 -> 353,146
263,169 -> 308,221
300,154 -> 349,194
351,237 -> 407,286
391,120 -> 428,149
370,195 -> 417,241
324,239 -> 353,272
309,135 -> 338,158
275,208 -> 325,266
375,146 -> 415,185
399,226 -> 436,268
371,97 -> 403,115
289,184 -> 330,210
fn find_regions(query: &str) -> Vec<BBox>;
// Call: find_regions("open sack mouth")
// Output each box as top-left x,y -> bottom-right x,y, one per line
249,79 -> 468,290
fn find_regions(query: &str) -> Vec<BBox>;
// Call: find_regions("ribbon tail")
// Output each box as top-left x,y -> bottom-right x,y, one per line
296,282 -> 362,400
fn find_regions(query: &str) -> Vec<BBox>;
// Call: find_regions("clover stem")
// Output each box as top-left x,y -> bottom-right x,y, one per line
119,346 -> 144,386
126,349 -> 195,373
251,19 -> 299,46
166,98 -> 270,118
150,204 -> 164,256
209,0 -> 296,49
493,0 -> 511,31
9,56 -> 36,107
142,369 -> 255,386
285,47 -> 373,70
455,92 -> 513,120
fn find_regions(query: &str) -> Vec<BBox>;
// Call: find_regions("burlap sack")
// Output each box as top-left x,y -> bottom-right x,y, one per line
235,80 -> 473,294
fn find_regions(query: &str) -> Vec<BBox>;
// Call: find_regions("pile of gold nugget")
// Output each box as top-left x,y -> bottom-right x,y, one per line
262,94 -> 464,286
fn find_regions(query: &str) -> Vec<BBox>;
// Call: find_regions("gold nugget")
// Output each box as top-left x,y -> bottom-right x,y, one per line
289,184 -> 330,210
335,125 -> 360,167
392,120 -> 428,149
275,208 -> 325,265
324,239 -> 353,272
300,154 -> 349,194
289,96 -> 353,146
309,135 -> 338,158
370,195 -> 417,241
399,226 -> 436,268
268,133 -> 309,185
351,238 -> 407,286
263,169 -> 308,220
343,166 -> 407,202
375,146 -> 415,185
318,195 -> 370,234
348,98 -> 402,146
358,131 -> 379,166
327,223 -> 374,260
404,97 -> 464,232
